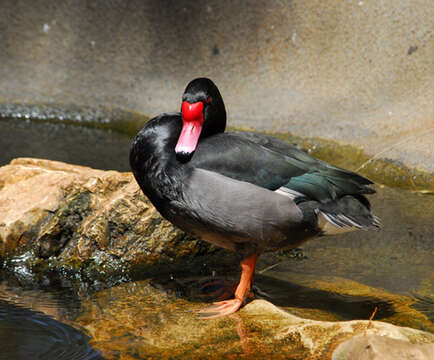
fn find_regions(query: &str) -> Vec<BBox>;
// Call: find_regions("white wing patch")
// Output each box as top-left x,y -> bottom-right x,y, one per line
274,187 -> 305,200
274,188 -> 381,235
316,209 -> 363,235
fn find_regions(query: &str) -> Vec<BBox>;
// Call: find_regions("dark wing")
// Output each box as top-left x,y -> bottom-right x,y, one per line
190,131 -> 375,203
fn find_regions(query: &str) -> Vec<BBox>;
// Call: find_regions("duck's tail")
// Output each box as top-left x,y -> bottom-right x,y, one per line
315,195 -> 381,235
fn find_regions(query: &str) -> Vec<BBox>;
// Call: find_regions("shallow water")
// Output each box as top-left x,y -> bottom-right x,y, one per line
0,279 -> 103,360
0,118 -> 132,171
0,118 -> 433,358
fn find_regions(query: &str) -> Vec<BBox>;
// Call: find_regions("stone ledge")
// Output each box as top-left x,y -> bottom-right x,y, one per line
0,158 -> 214,280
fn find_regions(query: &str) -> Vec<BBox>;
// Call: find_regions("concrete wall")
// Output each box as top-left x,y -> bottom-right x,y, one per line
0,0 -> 433,170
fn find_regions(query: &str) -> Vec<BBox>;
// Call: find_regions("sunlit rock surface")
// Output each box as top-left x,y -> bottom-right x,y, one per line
75,280 -> 434,360
333,334 -> 434,360
0,158 -> 212,275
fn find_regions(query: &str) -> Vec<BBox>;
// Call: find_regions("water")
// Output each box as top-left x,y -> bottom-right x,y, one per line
0,278 -> 103,360
0,118 -> 433,358
0,118 -> 132,171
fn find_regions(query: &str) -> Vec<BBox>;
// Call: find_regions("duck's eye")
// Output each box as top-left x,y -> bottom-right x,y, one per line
206,97 -> 211,104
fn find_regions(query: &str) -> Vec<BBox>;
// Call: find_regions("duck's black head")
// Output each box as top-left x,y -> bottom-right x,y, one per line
175,78 -> 226,162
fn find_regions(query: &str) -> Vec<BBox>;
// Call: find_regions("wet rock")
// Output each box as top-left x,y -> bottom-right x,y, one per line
0,158 -> 213,278
74,280 -> 434,359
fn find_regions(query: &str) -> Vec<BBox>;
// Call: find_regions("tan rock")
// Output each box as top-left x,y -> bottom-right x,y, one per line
0,158 -> 209,270
332,334 -> 434,360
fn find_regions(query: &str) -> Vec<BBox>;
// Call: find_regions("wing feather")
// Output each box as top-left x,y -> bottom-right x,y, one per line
190,131 -> 375,203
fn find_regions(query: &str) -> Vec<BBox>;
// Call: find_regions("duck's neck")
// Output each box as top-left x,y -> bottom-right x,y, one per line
130,114 -> 186,208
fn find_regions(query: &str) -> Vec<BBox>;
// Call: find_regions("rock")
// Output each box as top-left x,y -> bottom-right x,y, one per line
332,334 -> 434,360
0,158 -> 215,278
74,279 -> 434,359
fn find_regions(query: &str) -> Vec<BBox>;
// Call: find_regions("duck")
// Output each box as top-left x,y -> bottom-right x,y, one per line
129,78 -> 381,318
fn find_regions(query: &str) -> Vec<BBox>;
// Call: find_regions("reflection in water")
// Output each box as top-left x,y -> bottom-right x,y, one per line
0,300 -> 104,360
253,274 -> 396,320
230,314 -> 251,355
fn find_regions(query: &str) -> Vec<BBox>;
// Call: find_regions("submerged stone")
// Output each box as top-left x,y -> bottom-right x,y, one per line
74,279 -> 434,359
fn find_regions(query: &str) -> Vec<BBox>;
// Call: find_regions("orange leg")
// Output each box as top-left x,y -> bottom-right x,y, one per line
199,253 -> 259,319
